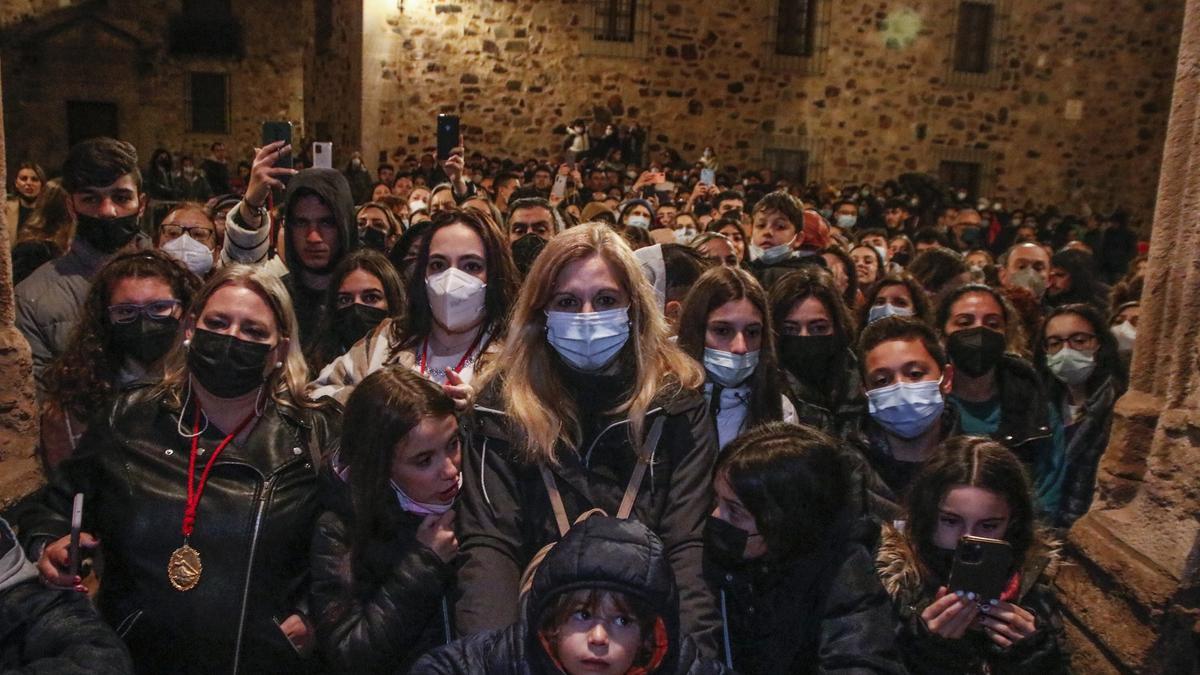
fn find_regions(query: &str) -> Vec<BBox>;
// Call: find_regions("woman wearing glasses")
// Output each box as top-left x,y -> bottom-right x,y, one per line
1033,304 -> 1127,527
156,202 -> 219,278
936,284 -> 1067,520
40,250 -> 201,469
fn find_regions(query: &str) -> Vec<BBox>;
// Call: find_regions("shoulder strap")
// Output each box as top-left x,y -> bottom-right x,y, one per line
617,415 -> 665,519
539,464 -> 572,538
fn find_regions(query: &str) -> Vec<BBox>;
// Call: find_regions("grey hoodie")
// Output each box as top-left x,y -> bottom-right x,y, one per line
0,518 -> 38,593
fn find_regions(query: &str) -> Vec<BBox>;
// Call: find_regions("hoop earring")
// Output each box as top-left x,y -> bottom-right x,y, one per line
254,384 -> 268,417
176,377 -> 209,438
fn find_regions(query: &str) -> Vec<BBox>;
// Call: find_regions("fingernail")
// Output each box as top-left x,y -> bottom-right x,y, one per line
967,592 -> 977,601
980,604 -> 990,612
955,590 -> 964,598
989,598 -> 999,606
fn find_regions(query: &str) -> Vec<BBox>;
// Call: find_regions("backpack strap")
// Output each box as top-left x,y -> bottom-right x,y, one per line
539,464 -> 572,538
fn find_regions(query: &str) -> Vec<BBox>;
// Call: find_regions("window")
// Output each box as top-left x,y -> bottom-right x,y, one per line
776,0 -> 820,57
188,73 -> 229,134
764,148 -> 810,184
595,0 -> 637,42
67,102 -> 118,148
954,2 -> 995,74
939,160 -> 982,201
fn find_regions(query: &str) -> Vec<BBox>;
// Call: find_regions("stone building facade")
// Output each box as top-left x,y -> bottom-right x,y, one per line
2,0 -> 1188,229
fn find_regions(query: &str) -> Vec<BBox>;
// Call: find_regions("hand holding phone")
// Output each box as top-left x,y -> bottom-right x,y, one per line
947,536 -> 1013,603
701,168 -> 716,186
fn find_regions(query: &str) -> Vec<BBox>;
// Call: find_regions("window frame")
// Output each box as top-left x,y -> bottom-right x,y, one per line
580,0 -> 651,58
186,71 -> 231,135
765,0 -> 831,74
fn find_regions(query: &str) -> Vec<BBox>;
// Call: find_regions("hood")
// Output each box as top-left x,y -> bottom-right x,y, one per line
0,518 -> 38,592
525,516 -> 680,673
282,168 -> 358,275
876,523 -> 1062,610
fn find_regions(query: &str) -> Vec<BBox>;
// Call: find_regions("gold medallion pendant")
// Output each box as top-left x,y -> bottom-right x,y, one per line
168,544 -> 202,591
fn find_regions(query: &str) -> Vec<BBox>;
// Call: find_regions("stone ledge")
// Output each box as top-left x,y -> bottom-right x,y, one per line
0,456 -> 41,512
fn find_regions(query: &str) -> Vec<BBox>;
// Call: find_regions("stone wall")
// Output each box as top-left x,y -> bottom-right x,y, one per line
361,0 -> 1184,228
304,0 -> 363,168
1,0 -> 307,180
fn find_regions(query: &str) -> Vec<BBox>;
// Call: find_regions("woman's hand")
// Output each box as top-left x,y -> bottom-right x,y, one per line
242,141 -> 297,223
920,586 -> 980,640
444,140 -> 469,196
979,600 -> 1038,648
37,532 -> 99,592
417,510 -> 459,563
278,613 -> 315,655
443,369 -> 474,411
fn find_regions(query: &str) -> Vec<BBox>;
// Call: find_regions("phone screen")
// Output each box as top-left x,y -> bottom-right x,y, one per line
701,168 -> 716,185
437,114 -> 460,161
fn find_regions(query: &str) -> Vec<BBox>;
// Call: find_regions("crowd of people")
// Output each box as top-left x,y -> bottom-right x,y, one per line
0,128 -> 1147,674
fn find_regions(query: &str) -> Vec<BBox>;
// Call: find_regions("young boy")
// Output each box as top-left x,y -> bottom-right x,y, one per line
412,516 -> 728,674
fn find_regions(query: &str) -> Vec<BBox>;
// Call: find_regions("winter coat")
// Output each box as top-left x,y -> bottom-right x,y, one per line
308,475 -> 455,674
412,516 -> 729,675
705,514 -> 906,674
307,318 -> 502,405
0,518 -> 133,674
783,348 -> 867,442
453,373 -> 720,654
1053,375 -> 1119,528
875,525 -> 1067,675
15,236 -> 117,395
18,385 -> 341,675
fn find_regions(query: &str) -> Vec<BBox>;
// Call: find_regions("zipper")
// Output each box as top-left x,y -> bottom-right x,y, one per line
231,476 -> 271,675
583,406 -> 663,467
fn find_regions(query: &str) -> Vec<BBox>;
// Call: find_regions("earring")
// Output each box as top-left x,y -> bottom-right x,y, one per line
275,360 -> 283,369
183,338 -> 191,347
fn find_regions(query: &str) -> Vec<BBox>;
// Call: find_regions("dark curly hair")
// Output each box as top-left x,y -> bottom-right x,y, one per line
43,250 -> 201,420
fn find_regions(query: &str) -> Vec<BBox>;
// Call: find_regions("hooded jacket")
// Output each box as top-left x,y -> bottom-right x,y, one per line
875,524 -> 1067,675
280,169 -> 358,345
0,518 -> 133,674
453,371 -> 720,655
411,516 -> 729,675
705,513 -> 906,674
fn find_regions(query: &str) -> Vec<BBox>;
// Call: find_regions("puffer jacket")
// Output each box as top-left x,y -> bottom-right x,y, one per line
705,513 -> 906,674
453,374 -> 720,655
412,516 -> 730,675
308,473 -> 456,673
0,518 -> 133,674
875,525 -> 1067,675
18,384 -> 341,675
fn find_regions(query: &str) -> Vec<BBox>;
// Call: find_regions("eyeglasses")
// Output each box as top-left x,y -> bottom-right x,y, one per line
107,300 -> 181,324
1043,332 -> 1097,353
161,224 -> 215,243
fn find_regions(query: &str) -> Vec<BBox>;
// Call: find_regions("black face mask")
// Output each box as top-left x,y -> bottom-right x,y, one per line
511,233 -> 547,275
110,316 -> 180,365
360,227 -> 387,252
333,304 -> 388,348
75,213 -> 141,254
779,334 -> 841,383
703,515 -> 750,569
947,326 -> 1006,378
186,328 -> 272,398
891,252 -> 911,267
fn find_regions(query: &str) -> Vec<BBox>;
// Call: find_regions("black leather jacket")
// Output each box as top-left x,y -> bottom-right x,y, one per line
19,385 -> 341,675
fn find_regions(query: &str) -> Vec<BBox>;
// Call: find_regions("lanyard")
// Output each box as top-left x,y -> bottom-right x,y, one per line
419,330 -> 486,377
182,406 -> 256,538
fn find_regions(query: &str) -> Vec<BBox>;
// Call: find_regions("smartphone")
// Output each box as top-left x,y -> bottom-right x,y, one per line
657,181 -> 676,194
700,168 -> 716,186
436,114 -> 460,161
551,174 -> 569,199
261,121 -> 294,169
312,142 -> 332,169
641,186 -> 656,200
68,493 -> 84,578
947,535 -> 1013,603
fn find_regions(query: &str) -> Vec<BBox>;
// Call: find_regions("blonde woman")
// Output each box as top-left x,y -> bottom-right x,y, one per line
21,264 -> 341,674
456,223 -> 720,651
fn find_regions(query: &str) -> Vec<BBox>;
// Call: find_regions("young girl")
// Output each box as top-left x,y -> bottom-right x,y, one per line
413,516 -> 728,675
305,249 -> 406,373
308,207 -> 519,408
309,367 -> 460,673
704,422 -> 904,674
876,436 -> 1067,675
676,266 -> 796,450
857,273 -> 933,331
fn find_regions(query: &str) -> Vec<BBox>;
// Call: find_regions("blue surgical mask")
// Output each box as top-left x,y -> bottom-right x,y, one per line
546,307 -> 631,371
1046,347 -> 1096,386
703,348 -> 759,387
867,303 -> 914,324
867,379 -> 945,439
752,236 -> 796,265
836,214 -> 857,229
626,214 -> 651,229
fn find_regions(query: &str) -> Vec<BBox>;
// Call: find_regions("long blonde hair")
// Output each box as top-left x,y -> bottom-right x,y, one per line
152,264 -> 320,411
494,223 -> 704,463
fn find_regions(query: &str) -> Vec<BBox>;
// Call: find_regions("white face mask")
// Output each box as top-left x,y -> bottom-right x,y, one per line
426,267 -> 487,332
161,233 -> 213,277
1111,320 -> 1136,353
674,227 -> 698,245
626,214 -> 651,229
703,348 -> 759,387
836,214 -> 857,229
1046,347 -> 1097,386
751,235 -> 796,265
409,200 -> 428,213
545,307 -> 631,371
390,473 -> 462,516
